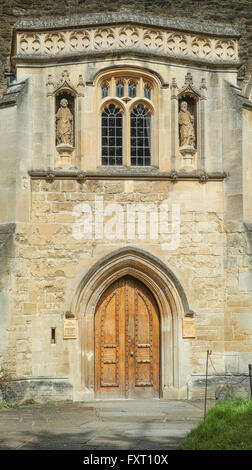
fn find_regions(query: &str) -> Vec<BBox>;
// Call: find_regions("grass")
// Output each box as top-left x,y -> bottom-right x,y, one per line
0,400 -> 19,410
180,398 -> 252,450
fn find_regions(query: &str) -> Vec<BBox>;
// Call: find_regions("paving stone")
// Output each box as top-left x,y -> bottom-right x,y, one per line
0,399 -> 214,450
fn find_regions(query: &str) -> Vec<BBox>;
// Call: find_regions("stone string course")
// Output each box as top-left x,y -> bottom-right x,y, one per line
1,0 -> 252,95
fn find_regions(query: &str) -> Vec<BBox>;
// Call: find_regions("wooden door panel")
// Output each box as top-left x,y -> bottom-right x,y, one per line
95,276 -> 159,398
135,290 -> 152,387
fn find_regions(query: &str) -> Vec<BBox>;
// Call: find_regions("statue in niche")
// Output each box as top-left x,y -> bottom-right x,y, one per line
56,98 -> 73,146
178,100 -> 195,148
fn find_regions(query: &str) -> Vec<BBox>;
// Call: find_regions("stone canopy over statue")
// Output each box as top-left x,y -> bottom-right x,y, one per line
178,100 -> 195,148
56,98 -> 73,146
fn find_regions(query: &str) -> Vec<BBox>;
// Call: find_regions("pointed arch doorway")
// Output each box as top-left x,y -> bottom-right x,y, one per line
94,276 -> 160,399
73,247 -> 193,401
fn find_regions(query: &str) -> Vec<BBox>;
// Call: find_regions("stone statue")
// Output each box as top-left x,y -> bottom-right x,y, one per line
178,100 -> 195,148
56,98 -> 73,146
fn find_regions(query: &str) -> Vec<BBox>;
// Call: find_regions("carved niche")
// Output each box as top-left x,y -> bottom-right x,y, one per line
56,93 -> 74,147
46,69 -> 84,169
177,73 -> 200,171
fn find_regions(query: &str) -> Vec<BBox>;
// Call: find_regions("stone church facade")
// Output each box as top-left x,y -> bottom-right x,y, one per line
0,12 -> 252,403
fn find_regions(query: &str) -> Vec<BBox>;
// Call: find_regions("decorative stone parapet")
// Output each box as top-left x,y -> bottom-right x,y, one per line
13,14 -> 239,65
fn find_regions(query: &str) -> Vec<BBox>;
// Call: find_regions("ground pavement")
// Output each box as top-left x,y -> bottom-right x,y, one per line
0,399 -> 215,450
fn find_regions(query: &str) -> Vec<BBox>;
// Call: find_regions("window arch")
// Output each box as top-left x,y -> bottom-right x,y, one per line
97,69 -> 159,167
101,103 -> 123,166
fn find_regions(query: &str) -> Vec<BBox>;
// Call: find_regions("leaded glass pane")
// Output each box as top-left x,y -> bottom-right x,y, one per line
128,82 -> 136,98
130,104 -> 151,166
116,81 -> 124,98
102,85 -> 108,98
144,86 -> 151,99
102,104 -> 123,165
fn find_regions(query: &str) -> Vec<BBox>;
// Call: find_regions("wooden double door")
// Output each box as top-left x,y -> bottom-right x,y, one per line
95,276 -> 160,398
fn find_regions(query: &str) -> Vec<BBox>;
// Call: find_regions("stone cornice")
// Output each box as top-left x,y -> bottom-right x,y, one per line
28,169 -> 227,183
15,13 -> 239,38
13,16 -> 239,67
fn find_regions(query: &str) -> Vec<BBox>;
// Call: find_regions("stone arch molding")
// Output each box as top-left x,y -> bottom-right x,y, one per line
73,247 -> 192,319
72,247 -> 193,400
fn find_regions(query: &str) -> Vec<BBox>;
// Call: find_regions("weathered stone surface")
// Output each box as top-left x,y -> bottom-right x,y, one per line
0,8 -> 251,403
2,379 -> 73,404
215,384 -> 234,400
188,375 -> 250,400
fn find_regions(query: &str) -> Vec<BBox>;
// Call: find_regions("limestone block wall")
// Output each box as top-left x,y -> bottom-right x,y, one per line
0,223 -> 16,372
224,222 -> 252,371
0,176 -> 250,401
9,178 -> 228,397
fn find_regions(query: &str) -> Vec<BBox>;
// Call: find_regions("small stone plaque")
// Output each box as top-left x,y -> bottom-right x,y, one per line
182,317 -> 196,338
64,319 -> 77,339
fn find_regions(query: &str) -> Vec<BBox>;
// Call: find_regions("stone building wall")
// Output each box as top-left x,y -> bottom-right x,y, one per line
1,176 -> 250,402
10,177 -> 250,400
0,223 -> 16,373
1,0 -> 252,95
0,9 -> 251,402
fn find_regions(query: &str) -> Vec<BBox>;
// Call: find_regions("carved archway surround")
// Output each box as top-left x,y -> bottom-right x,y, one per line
72,247 -> 192,400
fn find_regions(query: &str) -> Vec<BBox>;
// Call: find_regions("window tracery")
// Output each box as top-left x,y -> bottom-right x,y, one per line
98,71 -> 157,166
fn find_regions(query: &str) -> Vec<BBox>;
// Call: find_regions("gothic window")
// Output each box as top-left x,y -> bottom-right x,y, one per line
98,71 -> 157,167
128,81 -> 137,98
101,103 -> 123,166
144,85 -> 151,99
102,83 -> 109,98
131,104 -> 151,166
116,81 -> 124,98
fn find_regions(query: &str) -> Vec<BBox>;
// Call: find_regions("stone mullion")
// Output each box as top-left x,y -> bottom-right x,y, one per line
111,77 -> 116,97
139,77 -> 143,98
